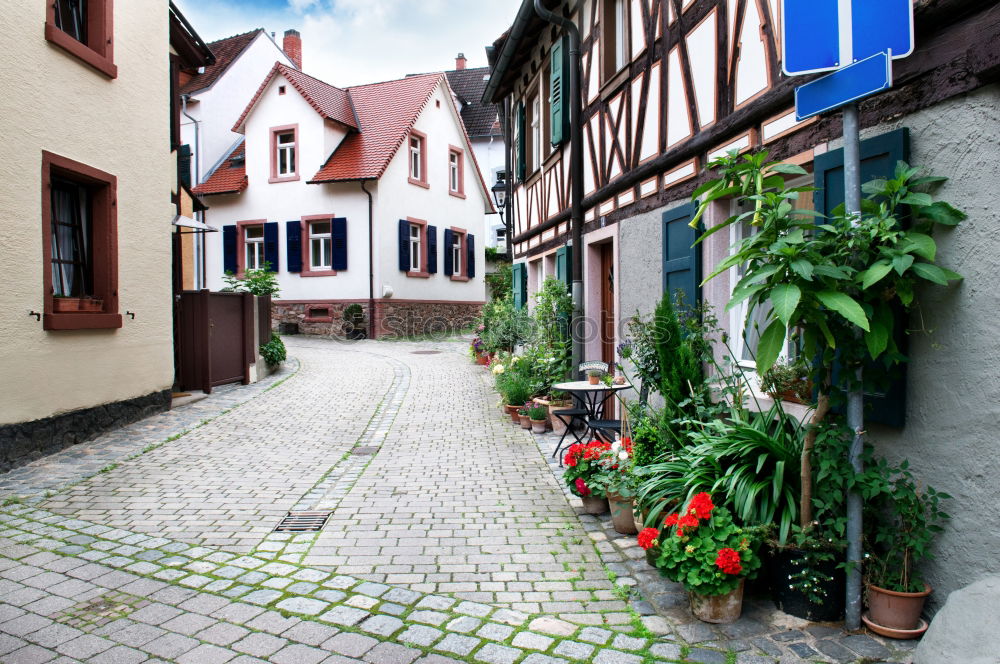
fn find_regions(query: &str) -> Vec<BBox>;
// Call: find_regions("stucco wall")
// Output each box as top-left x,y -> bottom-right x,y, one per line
0,2 -> 175,425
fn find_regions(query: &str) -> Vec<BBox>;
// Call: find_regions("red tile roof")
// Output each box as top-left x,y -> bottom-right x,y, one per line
180,29 -> 263,96
309,73 -> 443,183
192,141 -> 247,196
233,63 -> 358,133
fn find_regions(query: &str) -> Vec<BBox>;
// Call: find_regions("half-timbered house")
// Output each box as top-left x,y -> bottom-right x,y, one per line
484,0 -> 1000,607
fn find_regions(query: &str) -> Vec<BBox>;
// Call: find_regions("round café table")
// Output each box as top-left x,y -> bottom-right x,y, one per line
552,380 -> 631,441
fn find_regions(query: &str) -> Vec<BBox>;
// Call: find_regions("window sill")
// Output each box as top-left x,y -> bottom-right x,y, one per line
269,175 -> 300,184
450,275 -> 470,282
301,269 -> 338,277
408,177 -> 430,189
406,270 -> 430,278
599,67 -> 631,101
304,316 -> 334,323
449,190 -> 466,199
44,312 -> 122,330
45,24 -> 117,79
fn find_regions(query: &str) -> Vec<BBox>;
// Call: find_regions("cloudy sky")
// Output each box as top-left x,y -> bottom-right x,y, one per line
173,0 -> 523,87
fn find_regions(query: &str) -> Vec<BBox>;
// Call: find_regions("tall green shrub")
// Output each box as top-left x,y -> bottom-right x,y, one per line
651,293 -> 703,457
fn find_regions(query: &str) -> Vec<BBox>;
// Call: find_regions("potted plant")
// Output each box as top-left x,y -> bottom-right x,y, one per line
863,458 -> 950,637
601,438 -> 638,535
526,402 -> 548,433
642,493 -> 763,623
343,303 -> 366,340
562,441 -> 612,514
587,369 -> 604,385
546,390 -> 572,435
518,402 -> 532,429
759,359 -> 811,404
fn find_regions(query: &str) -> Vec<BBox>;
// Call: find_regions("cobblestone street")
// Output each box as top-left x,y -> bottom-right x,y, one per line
0,337 -> 913,663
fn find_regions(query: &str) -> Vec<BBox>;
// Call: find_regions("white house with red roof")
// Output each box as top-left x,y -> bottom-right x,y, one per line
194,63 -> 492,338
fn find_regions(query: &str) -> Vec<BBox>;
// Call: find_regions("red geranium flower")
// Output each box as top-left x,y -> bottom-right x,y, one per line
637,528 -> 660,550
688,492 -> 715,520
676,513 -> 700,537
663,513 -> 679,527
574,478 -> 591,497
564,444 -> 584,467
715,548 -> 743,575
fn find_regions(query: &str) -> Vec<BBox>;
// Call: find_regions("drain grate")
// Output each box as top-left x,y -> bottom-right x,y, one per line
274,511 -> 331,533
351,446 -> 379,456
411,350 -> 441,355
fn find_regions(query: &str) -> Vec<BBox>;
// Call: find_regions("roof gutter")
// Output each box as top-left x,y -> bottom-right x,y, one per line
481,0 -> 537,104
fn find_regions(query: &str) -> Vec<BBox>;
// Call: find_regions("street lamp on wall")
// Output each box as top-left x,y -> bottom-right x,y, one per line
491,174 -> 507,217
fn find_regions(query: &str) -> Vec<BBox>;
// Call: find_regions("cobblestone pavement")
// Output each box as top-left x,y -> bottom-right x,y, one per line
0,336 -> 915,663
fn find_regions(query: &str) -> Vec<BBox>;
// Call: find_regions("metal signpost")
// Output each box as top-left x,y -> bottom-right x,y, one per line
780,0 -> 915,631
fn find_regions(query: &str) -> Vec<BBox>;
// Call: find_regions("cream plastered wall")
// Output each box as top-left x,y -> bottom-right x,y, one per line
0,2 -> 175,425
203,71 -> 373,301
378,79 -> 489,303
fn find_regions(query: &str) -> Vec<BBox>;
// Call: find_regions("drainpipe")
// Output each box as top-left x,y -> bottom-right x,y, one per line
360,179 -> 376,340
532,0 -> 584,371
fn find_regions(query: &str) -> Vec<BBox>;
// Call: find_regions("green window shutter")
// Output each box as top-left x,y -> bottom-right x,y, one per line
516,101 -> 526,182
555,245 -> 573,288
549,37 -> 569,147
512,262 -> 527,309
662,203 -> 701,314
814,128 -> 910,428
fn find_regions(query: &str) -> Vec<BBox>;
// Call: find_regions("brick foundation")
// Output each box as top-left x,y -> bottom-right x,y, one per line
272,299 -> 482,339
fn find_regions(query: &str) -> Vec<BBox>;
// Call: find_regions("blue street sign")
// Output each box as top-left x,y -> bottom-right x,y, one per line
795,52 -> 892,121
782,0 -> 914,76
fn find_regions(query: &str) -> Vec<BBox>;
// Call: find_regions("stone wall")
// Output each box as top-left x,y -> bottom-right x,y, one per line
0,389 -> 171,473
272,301 -> 372,337
272,300 -> 482,339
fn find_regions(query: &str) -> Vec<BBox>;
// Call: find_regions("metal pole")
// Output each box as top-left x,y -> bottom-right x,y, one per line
843,102 -> 864,631
532,0 -> 584,372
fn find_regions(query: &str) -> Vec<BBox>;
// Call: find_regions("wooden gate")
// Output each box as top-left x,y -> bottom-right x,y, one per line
176,290 -> 258,394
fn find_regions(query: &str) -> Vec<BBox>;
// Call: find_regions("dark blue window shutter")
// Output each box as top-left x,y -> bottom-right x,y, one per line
398,219 -> 410,272
222,225 -> 237,274
427,225 -> 438,274
512,262 -> 527,309
286,221 -> 302,273
263,222 -> 279,272
443,228 -> 454,276
815,128 -> 910,427
331,217 -> 348,271
467,234 -> 475,278
662,203 -> 700,313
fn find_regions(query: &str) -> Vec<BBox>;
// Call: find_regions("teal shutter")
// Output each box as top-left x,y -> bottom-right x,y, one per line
512,262 -> 527,309
555,245 -> 573,288
814,128 -> 910,428
549,37 -> 569,147
662,203 -> 700,313
516,101 -> 526,181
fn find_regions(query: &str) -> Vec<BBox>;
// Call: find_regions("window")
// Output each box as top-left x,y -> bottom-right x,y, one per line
269,125 -> 298,183
309,221 -> 332,270
245,225 -> 265,271
448,147 -> 465,197
452,232 -> 463,277
496,226 -> 507,246
529,93 -> 542,173
601,0 -> 629,81
409,223 -> 422,273
45,0 -> 116,78
42,151 -> 119,330
408,130 -> 428,187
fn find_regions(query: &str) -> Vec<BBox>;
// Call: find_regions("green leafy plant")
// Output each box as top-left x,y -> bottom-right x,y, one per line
526,402 -> 548,420
259,333 -> 286,367
495,370 -> 532,406
602,439 -> 638,500
484,261 -> 512,300
759,359 -> 811,403
223,261 -> 281,296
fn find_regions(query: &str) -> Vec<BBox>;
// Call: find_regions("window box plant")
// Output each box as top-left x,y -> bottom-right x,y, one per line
53,295 -> 103,313
563,440 -> 612,514
641,492 -> 764,623
526,402 -> 548,433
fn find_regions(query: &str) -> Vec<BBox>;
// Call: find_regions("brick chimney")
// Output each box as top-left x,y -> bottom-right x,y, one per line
455,52 -> 467,70
283,29 -> 302,69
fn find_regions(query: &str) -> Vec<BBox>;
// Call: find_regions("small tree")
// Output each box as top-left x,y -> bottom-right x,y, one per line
223,262 -> 280,297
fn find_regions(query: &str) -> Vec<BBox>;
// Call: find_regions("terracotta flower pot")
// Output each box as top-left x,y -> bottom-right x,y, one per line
52,297 -> 103,313
475,353 -> 489,366
580,495 -> 609,515
548,402 -> 570,435
530,419 -> 547,434
519,414 -> 531,429
867,583 -> 931,632
633,511 -> 645,534
690,579 -> 745,624
608,493 -> 638,535
588,375 -> 600,385
505,405 -> 520,423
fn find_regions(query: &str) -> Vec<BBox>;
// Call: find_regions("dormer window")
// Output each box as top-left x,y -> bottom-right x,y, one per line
269,125 -> 299,183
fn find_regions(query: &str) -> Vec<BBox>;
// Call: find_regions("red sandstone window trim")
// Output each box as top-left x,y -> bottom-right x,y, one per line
304,304 -> 334,323
406,217 -> 430,278
269,124 -> 300,183
45,0 -> 117,79
449,226 -> 469,281
41,150 -> 121,330
407,130 -> 429,189
301,214 -> 338,277
448,145 -> 466,199
235,219 -> 266,277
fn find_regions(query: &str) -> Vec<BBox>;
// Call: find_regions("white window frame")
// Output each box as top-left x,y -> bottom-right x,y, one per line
276,131 -> 296,177
530,94 -> 542,172
409,136 -> 422,181
452,233 -> 463,277
309,221 -> 332,270
245,225 -> 264,271
449,151 -> 460,192
614,0 -> 628,72
409,223 -> 422,272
